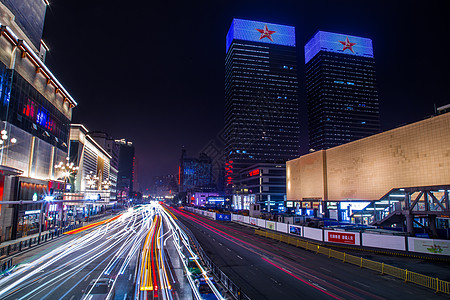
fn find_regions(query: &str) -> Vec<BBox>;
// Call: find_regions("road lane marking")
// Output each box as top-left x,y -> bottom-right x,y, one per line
353,281 -> 370,288
84,275 -> 90,281
218,243 -> 222,246
237,255 -> 243,259
69,296 -> 74,300
129,274 -> 132,280
319,267 -> 331,273
227,248 -> 231,252
312,283 -> 327,291
123,293 -> 127,300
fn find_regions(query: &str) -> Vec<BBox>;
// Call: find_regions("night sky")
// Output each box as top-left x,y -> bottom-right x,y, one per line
42,0 -> 449,191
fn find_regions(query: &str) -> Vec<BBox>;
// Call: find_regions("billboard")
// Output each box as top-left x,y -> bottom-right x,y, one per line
327,231 -> 356,245
215,214 -> 231,221
226,18 -> 296,53
2,0 -> 47,49
289,225 -> 302,236
304,31 -> 374,64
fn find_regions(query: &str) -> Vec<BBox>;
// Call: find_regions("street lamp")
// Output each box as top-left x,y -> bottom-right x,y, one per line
0,129 -> 17,146
102,179 -> 112,190
86,171 -> 99,189
55,157 -> 79,188
54,157 -> 79,228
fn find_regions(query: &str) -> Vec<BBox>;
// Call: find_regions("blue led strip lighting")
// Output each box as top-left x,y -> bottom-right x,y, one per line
226,19 -> 296,52
304,31 -> 374,64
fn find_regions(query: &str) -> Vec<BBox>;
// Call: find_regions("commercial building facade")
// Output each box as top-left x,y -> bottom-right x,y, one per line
0,1 -> 77,241
238,162 -> 286,212
224,19 -> 299,189
286,112 -> 450,226
69,125 -> 111,202
88,131 -> 119,201
305,31 -> 380,150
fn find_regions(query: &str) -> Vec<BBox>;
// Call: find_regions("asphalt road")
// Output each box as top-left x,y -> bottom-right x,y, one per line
0,209 -> 146,300
0,205 -> 207,300
171,207 -> 448,300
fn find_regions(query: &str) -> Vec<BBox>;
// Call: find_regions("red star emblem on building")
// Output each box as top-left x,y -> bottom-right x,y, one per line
256,25 -> 276,42
339,36 -> 357,53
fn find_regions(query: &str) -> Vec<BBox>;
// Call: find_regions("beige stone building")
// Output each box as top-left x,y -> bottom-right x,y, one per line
287,112 -> 450,202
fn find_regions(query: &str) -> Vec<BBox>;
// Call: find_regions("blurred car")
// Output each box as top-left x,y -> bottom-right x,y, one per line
194,277 -> 218,300
82,278 -> 115,300
187,258 -> 202,277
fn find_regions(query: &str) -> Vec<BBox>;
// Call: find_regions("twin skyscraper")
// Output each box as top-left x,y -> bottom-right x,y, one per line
224,19 -> 380,188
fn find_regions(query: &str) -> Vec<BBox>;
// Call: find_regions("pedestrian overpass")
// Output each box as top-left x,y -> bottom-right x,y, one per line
352,185 -> 450,237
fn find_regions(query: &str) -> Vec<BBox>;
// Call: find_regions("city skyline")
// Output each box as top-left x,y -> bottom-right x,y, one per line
41,0 -> 450,189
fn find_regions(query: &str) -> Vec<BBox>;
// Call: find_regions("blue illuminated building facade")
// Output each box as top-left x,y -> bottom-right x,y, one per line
224,19 -> 300,192
305,31 -> 380,150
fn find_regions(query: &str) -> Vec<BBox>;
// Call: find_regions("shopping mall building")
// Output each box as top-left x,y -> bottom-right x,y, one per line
0,1 -> 76,241
287,110 -> 450,236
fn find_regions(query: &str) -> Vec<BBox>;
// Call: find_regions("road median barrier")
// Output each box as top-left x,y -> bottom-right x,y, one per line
255,229 -> 450,295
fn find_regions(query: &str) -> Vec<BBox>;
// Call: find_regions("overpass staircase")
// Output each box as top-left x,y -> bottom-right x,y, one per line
352,185 -> 450,237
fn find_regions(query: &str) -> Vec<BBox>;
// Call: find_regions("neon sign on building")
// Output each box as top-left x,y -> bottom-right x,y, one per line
248,169 -> 260,177
304,31 -> 374,64
226,19 -> 296,53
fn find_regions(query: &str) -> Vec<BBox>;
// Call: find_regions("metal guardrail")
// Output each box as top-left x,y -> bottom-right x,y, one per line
0,224 -> 80,260
255,229 -> 450,295
0,257 -> 12,275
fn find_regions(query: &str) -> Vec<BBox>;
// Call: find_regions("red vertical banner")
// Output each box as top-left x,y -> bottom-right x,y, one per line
0,175 -> 4,202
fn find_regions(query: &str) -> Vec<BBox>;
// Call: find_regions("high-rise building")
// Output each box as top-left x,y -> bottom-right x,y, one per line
305,31 -> 381,150
200,129 -> 226,192
115,139 -> 135,201
224,19 -> 299,189
179,149 -> 213,193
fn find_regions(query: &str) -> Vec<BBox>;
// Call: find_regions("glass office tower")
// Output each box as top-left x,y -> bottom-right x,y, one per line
224,19 -> 299,189
305,31 -> 381,150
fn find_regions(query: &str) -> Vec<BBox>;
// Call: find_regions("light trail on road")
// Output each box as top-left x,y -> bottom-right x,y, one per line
0,203 -> 225,300
0,207 -> 153,300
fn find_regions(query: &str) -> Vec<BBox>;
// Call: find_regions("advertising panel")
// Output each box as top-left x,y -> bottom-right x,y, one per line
215,214 -> 231,221
409,238 -> 450,256
226,18 -> 296,52
266,221 -> 276,231
249,217 -> 258,226
305,31 -> 374,64
289,225 -> 302,236
327,231 -> 356,245
207,196 -> 225,204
